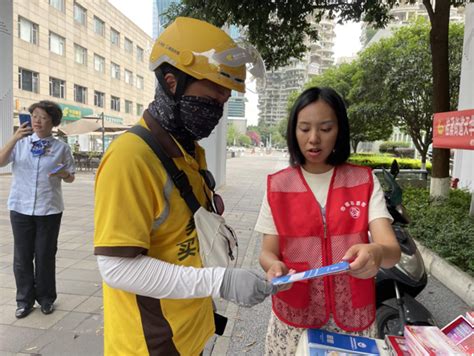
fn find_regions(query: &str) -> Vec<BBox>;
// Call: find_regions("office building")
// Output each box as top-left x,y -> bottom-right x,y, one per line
257,15 -> 336,127
13,0 -> 155,132
152,0 -> 179,38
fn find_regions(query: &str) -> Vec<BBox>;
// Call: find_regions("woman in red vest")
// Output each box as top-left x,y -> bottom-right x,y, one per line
255,87 -> 401,354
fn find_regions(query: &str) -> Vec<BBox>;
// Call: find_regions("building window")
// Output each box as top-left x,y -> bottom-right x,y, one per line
49,77 -> 65,98
111,96 -> 120,111
136,103 -> 143,116
94,90 -> 104,108
18,68 -> 39,93
49,32 -> 65,55
93,16 -> 105,36
136,46 -> 144,62
136,75 -> 144,90
110,28 -> 120,47
124,69 -> 133,85
74,44 -> 87,65
18,17 -> 38,44
124,37 -> 133,53
125,100 -> 133,114
73,2 -> 87,26
94,54 -> 105,73
74,84 -> 87,103
49,0 -> 65,12
111,62 -> 120,80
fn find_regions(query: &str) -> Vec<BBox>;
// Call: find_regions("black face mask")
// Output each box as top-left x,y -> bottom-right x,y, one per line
179,96 -> 224,141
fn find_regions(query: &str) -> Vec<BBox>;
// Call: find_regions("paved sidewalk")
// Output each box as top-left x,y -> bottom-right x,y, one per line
0,153 -> 470,355
0,153 -> 286,355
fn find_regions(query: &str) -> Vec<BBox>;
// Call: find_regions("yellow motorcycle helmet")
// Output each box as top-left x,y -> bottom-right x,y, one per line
149,17 -> 264,93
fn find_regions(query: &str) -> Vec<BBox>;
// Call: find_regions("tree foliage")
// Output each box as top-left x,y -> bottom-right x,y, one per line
356,19 -> 463,166
165,0 -> 468,196
287,61 -> 393,153
226,122 -> 239,146
165,0 -> 422,69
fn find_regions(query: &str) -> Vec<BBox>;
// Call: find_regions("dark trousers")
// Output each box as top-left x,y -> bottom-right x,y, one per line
10,210 -> 62,307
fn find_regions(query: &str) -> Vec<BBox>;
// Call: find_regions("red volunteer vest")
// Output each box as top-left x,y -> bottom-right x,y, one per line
267,163 -> 376,331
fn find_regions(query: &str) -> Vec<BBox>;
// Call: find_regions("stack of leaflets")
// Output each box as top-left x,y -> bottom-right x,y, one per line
307,329 -> 381,355
466,311 -> 474,326
441,314 -> 473,355
272,261 -> 350,286
384,335 -> 409,356
404,325 -> 465,355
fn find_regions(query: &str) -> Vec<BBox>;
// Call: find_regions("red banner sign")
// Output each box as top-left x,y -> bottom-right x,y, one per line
433,109 -> 474,150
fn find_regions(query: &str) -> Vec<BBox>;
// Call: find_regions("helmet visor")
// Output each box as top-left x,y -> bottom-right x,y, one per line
199,39 -> 266,91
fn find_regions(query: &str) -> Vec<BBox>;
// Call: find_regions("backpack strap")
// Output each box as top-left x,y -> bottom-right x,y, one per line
128,125 -> 201,214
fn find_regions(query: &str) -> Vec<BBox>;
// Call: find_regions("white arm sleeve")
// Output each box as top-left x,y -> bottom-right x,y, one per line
97,255 -> 226,299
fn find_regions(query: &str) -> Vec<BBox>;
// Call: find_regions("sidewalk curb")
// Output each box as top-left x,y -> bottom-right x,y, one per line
415,240 -> 474,308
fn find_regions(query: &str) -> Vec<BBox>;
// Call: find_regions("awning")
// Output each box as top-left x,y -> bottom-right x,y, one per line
58,116 -> 131,136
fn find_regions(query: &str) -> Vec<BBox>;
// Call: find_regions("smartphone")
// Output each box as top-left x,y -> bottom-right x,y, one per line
49,164 -> 66,175
19,113 -> 31,127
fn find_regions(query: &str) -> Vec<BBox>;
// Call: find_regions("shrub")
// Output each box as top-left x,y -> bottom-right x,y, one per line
403,187 -> 474,276
379,141 -> 410,154
348,154 -> 432,172
394,147 -> 415,158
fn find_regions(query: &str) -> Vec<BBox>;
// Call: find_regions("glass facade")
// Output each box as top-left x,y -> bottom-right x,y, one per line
152,0 -> 180,39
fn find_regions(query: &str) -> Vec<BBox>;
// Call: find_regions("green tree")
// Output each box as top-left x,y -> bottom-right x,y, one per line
287,61 -> 393,153
166,0 -> 467,197
277,117 -> 288,141
356,19 -> 463,168
257,120 -> 272,146
166,1 -> 418,69
238,134 -> 251,146
226,122 -> 239,146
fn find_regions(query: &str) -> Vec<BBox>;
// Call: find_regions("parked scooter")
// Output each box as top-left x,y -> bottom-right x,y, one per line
375,160 -> 436,338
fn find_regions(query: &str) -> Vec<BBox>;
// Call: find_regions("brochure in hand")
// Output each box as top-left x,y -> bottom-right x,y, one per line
307,329 -> 380,355
272,261 -> 350,286
49,164 -> 66,175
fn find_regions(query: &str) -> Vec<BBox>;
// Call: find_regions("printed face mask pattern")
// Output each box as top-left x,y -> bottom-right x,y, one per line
179,96 -> 224,141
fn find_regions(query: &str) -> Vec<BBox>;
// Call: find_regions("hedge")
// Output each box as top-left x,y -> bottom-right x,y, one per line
403,187 -> 474,276
379,141 -> 411,153
348,154 -> 432,171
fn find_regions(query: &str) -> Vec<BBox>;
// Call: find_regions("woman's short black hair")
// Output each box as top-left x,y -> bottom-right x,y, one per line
28,100 -> 63,126
287,86 -> 350,167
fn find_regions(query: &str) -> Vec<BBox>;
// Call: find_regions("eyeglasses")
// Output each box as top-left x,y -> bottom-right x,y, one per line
200,169 -> 225,215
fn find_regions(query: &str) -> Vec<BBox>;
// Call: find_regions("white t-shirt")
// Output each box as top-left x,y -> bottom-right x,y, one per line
255,167 -> 392,235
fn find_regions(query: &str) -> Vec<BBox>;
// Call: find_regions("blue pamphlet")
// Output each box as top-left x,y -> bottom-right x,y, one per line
49,164 -> 66,174
271,261 -> 350,286
308,329 -> 380,355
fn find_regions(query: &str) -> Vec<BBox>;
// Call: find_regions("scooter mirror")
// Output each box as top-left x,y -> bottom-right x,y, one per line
390,160 -> 400,178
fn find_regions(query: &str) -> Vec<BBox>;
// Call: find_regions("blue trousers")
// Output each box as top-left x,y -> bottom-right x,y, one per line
10,210 -> 62,307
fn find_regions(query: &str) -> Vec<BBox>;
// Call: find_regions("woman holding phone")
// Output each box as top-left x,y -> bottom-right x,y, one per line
0,100 -> 75,318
